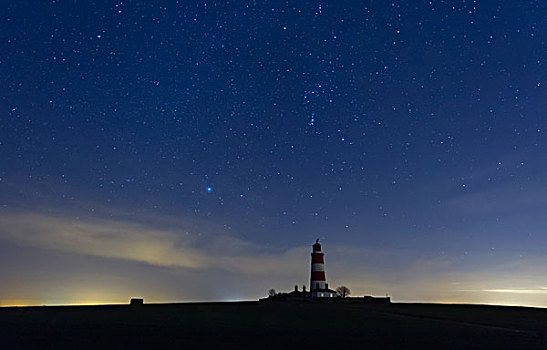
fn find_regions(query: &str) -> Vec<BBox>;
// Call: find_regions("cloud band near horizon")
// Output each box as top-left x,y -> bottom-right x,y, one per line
1,209 -> 547,307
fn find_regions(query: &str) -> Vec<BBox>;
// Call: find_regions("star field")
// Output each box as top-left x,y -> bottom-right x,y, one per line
1,1 -> 547,305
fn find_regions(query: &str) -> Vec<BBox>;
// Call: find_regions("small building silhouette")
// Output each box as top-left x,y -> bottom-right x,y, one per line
130,298 -> 144,307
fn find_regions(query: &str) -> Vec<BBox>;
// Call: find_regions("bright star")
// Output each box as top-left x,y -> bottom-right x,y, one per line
206,186 -> 212,192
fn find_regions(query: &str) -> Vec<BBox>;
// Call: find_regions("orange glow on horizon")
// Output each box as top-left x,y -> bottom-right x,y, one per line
0,298 -> 128,307
395,300 -> 547,309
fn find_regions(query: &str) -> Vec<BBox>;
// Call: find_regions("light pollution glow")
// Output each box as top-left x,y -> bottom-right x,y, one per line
2,209 -> 547,308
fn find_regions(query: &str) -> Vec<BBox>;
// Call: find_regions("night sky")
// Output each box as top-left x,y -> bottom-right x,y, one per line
2,1 -> 547,307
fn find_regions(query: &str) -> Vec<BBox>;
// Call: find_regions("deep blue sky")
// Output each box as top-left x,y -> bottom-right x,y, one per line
2,1 -> 547,306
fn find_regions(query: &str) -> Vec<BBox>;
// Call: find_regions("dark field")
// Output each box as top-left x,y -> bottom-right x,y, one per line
1,301 -> 547,349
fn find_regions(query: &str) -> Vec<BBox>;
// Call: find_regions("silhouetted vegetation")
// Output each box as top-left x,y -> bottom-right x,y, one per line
336,286 -> 351,298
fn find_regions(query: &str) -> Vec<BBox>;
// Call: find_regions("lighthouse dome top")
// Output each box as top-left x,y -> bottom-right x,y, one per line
312,239 -> 322,252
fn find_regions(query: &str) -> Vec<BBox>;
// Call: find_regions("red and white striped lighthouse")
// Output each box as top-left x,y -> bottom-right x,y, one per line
310,239 -> 327,291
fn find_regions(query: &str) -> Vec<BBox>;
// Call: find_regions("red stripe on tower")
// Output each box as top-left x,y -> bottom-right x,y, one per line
311,271 -> 325,280
311,254 -> 324,264
310,239 -> 327,291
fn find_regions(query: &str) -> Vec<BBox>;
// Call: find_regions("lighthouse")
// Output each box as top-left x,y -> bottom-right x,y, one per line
310,239 -> 337,297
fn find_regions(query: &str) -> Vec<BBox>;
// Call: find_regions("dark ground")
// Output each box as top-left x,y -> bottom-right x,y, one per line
1,301 -> 546,349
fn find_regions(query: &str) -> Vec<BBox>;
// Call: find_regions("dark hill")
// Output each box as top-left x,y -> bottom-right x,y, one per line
1,301 -> 546,349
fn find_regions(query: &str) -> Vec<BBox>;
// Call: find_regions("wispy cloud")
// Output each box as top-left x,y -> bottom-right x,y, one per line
0,211 -> 308,276
440,183 -> 547,216
481,288 -> 547,295
0,212 -> 207,268
2,209 -> 547,306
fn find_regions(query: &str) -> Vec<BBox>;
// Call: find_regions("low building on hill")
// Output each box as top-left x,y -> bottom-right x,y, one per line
261,240 -> 390,303
265,285 -> 310,301
310,284 -> 337,298
363,296 -> 391,304
129,298 -> 144,307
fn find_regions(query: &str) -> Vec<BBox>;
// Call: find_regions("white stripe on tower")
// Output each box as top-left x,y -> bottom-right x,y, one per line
311,263 -> 325,272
